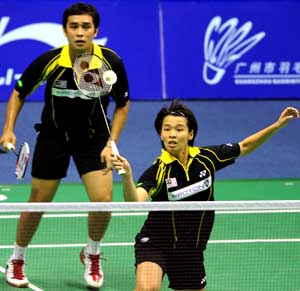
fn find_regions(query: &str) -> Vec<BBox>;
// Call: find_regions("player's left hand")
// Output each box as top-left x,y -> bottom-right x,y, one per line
277,107 -> 300,128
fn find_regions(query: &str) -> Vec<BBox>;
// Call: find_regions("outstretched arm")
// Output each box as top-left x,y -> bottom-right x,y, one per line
239,107 -> 299,156
111,154 -> 148,202
0,90 -> 24,150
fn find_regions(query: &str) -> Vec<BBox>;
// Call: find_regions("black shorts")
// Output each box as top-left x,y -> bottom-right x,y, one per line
135,233 -> 207,290
31,130 -> 108,179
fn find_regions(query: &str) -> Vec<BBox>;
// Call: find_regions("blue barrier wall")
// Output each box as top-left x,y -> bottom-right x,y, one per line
1,100 -> 300,184
1,0 -> 300,101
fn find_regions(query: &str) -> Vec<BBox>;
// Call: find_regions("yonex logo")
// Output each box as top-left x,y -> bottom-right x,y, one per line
203,16 -> 266,85
199,170 -> 206,178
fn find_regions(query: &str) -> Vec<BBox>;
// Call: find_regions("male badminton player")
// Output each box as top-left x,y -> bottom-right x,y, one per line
0,2 -> 130,289
111,99 -> 299,291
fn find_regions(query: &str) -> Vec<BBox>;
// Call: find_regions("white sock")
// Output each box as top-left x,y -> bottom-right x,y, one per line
11,243 -> 27,260
86,237 -> 100,254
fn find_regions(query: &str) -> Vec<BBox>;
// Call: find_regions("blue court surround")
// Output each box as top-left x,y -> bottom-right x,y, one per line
0,100 -> 299,184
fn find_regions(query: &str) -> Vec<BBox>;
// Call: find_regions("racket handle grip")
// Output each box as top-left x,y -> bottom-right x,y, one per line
7,142 -> 15,151
117,168 -> 126,175
110,140 -> 126,175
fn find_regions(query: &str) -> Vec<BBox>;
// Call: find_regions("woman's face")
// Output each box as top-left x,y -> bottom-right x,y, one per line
160,115 -> 194,156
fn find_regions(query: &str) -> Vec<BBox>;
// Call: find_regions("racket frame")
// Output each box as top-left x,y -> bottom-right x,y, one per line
0,142 -> 30,179
15,142 -> 30,180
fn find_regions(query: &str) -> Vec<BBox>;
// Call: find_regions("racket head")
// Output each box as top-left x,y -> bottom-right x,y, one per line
15,142 -> 30,180
73,53 -> 117,99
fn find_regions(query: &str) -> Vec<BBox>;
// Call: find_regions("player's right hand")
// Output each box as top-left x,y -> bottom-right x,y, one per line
111,154 -> 131,176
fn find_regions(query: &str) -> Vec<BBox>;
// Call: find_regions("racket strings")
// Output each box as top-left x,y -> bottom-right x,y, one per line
73,54 -> 112,98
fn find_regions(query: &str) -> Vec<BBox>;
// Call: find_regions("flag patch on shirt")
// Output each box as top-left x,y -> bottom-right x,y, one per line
54,80 -> 67,89
165,177 -> 178,188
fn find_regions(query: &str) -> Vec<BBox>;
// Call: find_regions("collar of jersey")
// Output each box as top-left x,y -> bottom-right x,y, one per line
59,44 -> 103,68
160,147 -> 200,164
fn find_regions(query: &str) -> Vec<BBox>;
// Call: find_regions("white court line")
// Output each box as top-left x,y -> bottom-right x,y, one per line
1,211 -> 298,290
1,213 -> 299,246
0,238 -> 300,251
0,266 -> 44,291
0,243 -> 132,249
209,238 -> 300,243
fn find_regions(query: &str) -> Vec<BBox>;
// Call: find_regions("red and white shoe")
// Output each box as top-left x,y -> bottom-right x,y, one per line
6,258 -> 29,288
80,248 -> 103,288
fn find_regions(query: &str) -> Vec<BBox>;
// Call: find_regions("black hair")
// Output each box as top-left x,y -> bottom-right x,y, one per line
62,2 -> 100,29
154,99 -> 198,146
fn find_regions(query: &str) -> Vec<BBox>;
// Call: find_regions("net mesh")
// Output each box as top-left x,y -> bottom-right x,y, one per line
1,201 -> 300,291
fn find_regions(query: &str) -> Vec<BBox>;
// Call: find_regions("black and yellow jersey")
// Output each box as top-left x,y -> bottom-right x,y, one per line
15,44 -> 130,137
136,143 -> 240,249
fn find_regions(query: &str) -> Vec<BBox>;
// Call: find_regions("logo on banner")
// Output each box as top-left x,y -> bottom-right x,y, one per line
0,17 -> 108,87
0,17 -> 107,48
203,16 -> 265,85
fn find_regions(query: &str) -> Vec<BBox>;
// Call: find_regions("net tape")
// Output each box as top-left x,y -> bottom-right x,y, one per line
1,200 -> 300,212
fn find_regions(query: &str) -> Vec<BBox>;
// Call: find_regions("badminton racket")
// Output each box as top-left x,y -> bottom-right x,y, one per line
73,53 -> 125,175
0,142 -> 30,179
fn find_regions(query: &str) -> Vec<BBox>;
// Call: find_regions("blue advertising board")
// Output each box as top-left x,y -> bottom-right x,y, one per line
0,0 -> 299,100
0,0 -> 162,101
162,1 -> 300,99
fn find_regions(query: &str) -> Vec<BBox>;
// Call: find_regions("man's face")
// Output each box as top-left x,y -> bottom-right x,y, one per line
64,14 -> 98,55
160,115 -> 194,156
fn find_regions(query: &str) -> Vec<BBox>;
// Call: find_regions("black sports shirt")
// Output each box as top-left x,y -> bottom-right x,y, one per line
15,44 -> 130,138
136,143 -> 240,250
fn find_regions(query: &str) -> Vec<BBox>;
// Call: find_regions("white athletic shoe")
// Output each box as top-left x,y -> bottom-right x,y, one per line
80,248 -> 103,288
6,258 -> 29,288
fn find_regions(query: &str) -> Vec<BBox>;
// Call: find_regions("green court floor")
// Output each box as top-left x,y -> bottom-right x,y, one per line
0,179 -> 299,291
